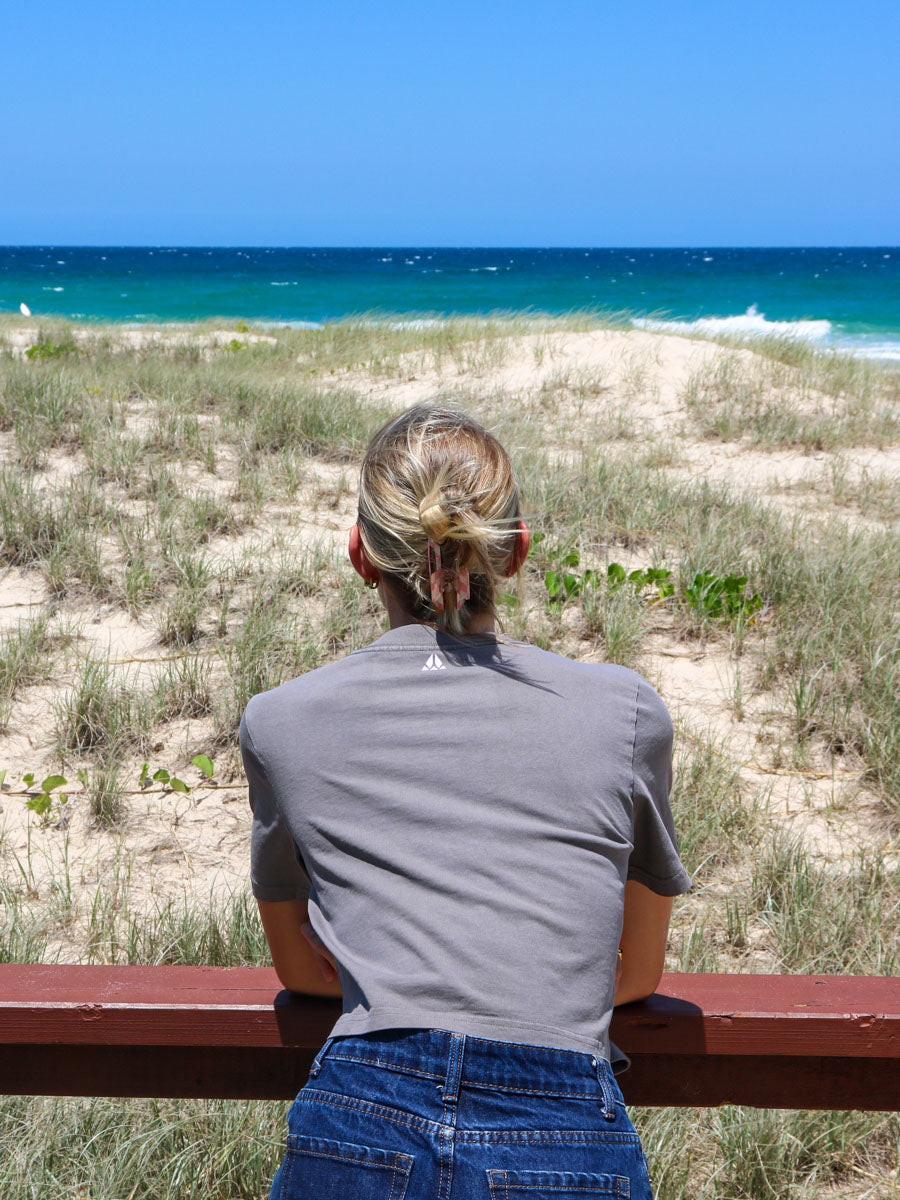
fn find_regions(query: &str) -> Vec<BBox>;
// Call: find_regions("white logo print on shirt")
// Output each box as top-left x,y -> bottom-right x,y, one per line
422,653 -> 446,672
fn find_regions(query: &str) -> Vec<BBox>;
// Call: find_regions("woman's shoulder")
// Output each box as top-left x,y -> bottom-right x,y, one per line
241,647 -> 363,734
507,638 -> 672,727
503,636 -> 656,689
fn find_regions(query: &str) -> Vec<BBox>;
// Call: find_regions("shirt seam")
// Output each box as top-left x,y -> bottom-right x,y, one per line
350,640 -> 508,655
628,676 -> 642,809
626,863 -> 691,885
242,705 -> 270,783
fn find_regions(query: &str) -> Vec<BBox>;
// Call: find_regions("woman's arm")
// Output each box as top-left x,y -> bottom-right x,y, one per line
257,900 -> 343,998
613,880 -> 674,1006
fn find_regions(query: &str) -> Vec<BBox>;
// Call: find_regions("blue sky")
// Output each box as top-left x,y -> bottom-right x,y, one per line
2,0 -> 898,246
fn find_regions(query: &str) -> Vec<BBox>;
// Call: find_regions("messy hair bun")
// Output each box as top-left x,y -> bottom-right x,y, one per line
417,491 -> 453,543
357,402 -> 522,635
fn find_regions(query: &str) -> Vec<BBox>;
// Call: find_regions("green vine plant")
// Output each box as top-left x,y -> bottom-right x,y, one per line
534,535 -> 762,629
6,755 -> 221,828
682,572 -> 763,623
21,772 -> 70,825
24,339 -> 78,361
137,754 -> 216,794
606,563 -> 675,599
532,535 -> 601,613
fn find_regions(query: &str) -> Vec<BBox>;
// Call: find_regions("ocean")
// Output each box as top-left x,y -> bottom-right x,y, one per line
2,246 -> 899,360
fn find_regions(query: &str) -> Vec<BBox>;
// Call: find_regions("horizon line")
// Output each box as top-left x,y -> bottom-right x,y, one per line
2,243 -> 899,252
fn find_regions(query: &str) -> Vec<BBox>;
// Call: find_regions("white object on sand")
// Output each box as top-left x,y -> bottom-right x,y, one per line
19,302 -> 31,317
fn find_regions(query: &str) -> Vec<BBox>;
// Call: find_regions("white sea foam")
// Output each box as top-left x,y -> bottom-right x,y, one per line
632,305 -> 900,362
835,337 -> 900,362
632,305 -> 832,342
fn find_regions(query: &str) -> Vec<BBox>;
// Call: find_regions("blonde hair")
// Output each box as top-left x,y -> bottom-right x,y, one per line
357,403 -> 522,635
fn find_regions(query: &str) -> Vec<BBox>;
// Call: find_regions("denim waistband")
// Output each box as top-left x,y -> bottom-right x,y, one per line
311,1026 -> 617,1100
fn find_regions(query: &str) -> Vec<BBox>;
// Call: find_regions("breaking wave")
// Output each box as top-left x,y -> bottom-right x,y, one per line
631,305 -> 832,342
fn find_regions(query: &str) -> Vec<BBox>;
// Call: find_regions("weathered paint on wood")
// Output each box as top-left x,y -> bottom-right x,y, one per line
1,967 -> 897,1109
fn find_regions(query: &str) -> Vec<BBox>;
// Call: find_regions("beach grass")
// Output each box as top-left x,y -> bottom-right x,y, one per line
0,315 -> 897,1198
681,337 -> 899,449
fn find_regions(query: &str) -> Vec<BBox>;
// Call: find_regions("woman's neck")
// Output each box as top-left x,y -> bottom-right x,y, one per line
380,583 -> 496,635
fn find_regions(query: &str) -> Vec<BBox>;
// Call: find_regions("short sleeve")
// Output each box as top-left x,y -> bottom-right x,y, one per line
627,679 -> 692,897
240,706 -> 312,903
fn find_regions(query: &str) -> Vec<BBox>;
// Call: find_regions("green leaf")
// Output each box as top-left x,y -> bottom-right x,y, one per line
544,570 -> 562,597
0,768 -> 6,789
23,772 -> 35,787
192,754 -> 214,779
152,767 -> 170,784
169,777 -> 190,794
139,763 -> 151,787
40,775 -> 66,794
26,794 -> 52,817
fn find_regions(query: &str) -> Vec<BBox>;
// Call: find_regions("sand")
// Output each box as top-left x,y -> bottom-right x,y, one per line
0,322 -> 896,961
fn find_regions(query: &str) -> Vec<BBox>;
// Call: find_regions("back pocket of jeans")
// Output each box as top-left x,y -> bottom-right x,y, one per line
280,1134 -> 414,1199
486,1168 -> 629,1197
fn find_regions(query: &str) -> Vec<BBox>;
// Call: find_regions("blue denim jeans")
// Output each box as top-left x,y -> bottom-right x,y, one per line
268,1027 -> 655,1199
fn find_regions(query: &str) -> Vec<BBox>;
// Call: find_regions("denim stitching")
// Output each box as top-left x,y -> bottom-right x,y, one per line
329,1051 -> 600,1098
457,1130 -> 641,1145
278,1143 -> 293,1200
308,1035 -> 336,1079
470,1083 -> 600,1098
300,1087 -> 641,1144
389,1151 -> 412,1200
299,1088 -> 433,1133
326,1052 -> 445,1082
283,1145 -> 413,1177
488,1176 -> 628,1194
593,1057 -> 617,1121
438,1034 -> 463,1200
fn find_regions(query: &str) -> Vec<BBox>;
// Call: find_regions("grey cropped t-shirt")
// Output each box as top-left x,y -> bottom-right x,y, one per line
240,622 -> 691,1065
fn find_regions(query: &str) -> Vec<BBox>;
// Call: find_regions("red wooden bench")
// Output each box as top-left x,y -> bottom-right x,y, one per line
1,966 -> 897,1110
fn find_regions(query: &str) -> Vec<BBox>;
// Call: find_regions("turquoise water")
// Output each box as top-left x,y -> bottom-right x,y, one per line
2,246 -> 899,359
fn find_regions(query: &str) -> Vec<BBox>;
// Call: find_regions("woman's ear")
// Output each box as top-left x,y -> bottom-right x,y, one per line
507,520 -> 531,575
348,524 -> 380,585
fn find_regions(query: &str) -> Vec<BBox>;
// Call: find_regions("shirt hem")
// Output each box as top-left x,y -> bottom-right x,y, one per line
250,881 -> 311,903
626,864 -> 692,896
325,1007 -> 612,1061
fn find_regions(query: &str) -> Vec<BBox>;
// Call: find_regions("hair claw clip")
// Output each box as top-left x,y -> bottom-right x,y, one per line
427,540 -> 470,612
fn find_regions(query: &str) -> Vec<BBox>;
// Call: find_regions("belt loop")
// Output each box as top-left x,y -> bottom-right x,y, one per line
592,1055 -> 616,1121
441,1032 -> 466,1107
308,1035 -> 336,1079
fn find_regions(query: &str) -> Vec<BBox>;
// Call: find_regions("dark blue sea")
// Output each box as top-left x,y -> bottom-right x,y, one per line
2,246 -> 899,360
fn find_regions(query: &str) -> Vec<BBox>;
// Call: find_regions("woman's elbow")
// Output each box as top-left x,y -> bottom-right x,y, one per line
613,966 -> 664,1007
275,965 -> 343,998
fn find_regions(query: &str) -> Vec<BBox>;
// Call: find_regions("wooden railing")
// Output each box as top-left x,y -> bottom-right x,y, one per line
1,966 -> 897,1110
